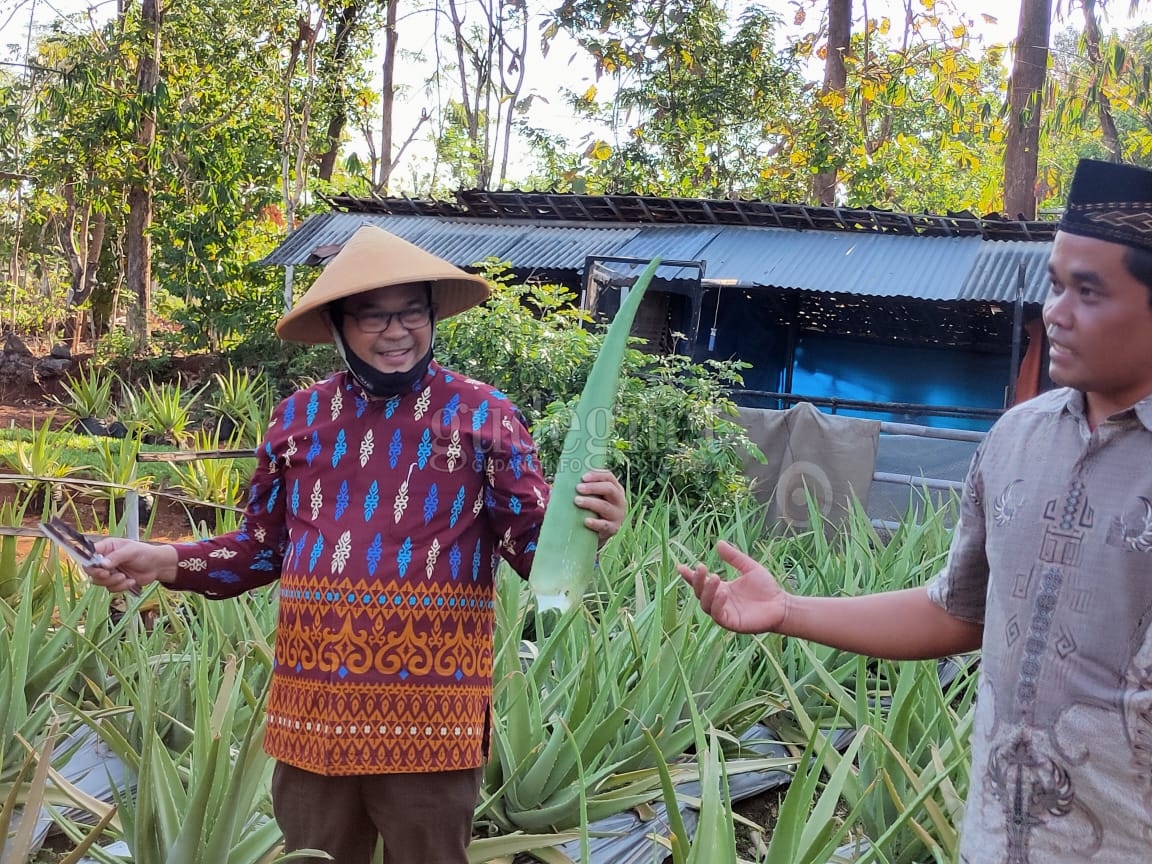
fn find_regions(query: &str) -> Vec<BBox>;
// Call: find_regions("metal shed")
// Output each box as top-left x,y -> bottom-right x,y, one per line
265,192 -> 1059,428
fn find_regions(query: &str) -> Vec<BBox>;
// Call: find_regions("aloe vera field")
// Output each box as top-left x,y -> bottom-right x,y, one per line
0,320 -> 976,864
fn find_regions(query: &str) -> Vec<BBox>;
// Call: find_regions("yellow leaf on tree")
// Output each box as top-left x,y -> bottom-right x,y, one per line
952,24 -> 967,39
590,141 -> 612,160
819,90 -> 846,109
582,85 -> 598,102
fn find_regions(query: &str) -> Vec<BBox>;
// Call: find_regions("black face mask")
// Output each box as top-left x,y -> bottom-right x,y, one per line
328,306 -> 435,398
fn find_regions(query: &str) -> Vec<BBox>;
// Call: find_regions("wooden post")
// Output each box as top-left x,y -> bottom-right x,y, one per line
125,490 -> 140,541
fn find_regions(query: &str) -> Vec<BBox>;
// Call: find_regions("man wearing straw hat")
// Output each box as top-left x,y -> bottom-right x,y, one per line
680,158 -> 1152,863
87,225 -> 627,864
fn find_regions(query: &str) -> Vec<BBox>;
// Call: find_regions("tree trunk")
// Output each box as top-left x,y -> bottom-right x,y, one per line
281,15 -> 321,239
1002,0 -> 1051,219
377,0 -> 399,192
1081,0 -> 1121,162
126,0 -> 161,352
812,0 -> 852,206
316,2 -> 361,181
317,111 -> 348,182
495,2 -> 527,188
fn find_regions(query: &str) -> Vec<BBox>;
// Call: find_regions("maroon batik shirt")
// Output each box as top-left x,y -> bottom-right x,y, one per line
168,363 -> 550,775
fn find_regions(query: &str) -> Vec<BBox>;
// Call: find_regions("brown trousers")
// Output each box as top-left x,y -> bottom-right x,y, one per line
271,761 -> 484,864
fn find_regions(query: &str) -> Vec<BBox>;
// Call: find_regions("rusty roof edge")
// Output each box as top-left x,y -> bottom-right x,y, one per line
322,189 -> 1059,241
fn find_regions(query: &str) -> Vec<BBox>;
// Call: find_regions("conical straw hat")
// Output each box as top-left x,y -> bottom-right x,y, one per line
276,225 -> 490,344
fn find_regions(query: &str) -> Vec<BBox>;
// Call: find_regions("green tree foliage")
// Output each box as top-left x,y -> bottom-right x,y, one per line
542,1 -> 811,199
815,12 -> 1010,212
8,0 -> 373,350
539,0 -> 1010,212
435,261 -> 601,420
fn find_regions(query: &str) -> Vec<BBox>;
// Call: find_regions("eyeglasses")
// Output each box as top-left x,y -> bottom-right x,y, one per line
342,305 -> 434,334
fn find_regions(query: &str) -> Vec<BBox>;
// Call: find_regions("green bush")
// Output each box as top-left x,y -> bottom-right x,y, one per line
436,261 -> 600,422
436,264 -> 757,511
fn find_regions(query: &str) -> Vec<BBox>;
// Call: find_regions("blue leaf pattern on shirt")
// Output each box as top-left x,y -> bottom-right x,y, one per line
248,485 -> 259,506
364,480 -> 379,520
356,394 -> 368,417
509,495 -> 521,515
252,549 -> 276,572
423,484 -> 438,524
306,431 -> 321,465
449,542 -> 461,579
267,479 -> 280,513
335,480 -> 349,519
472,539 -> 482,581
441,393 -> 460,426
367,533 -> 383,576
417,429 -> 432,468
484,488 -> 497,510
385,395 -> 400,418
473,448 -> 485,473
282,397 -> 296,430
332,429 -> 347,467
492,389 -> 507,400
510,443 -> 523,479
306,391 -> 319,426
389,429 -> 402,469
294,531 -> 308,565
291,479 -> 299,515
309,535 -> 324,572
450,486 -> 466,528
472,400 -> 489,430
210,570 -> 241,584
397,537 -> 412,577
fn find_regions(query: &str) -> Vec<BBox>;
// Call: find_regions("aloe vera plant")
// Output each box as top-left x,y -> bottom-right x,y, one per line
485,500 -> 781,838
0,560 -> 101,782
206,367 -> 275,447
529,257 -> 662,612
54,367 -> 117,427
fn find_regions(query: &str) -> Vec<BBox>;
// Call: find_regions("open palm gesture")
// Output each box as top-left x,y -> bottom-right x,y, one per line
677,540 -> 789,634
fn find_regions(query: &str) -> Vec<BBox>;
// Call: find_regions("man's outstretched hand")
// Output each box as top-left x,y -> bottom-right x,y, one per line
676,540 -> 789,634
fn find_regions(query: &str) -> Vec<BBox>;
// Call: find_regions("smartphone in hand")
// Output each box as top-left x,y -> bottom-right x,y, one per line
39,517 -> 140,596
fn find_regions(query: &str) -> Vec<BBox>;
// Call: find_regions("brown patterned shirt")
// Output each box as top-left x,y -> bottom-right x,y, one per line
928,387 -> 1152,863
169,364 -> 549,776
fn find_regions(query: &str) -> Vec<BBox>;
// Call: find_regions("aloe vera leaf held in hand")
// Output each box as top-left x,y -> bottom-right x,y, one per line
529,257 -> 661,612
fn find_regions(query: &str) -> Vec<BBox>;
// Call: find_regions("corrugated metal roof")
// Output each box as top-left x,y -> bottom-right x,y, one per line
620,227 -> 983,300
262,213 -> 639,271
263,212 -> 1052,305
958,240 -> 1052,304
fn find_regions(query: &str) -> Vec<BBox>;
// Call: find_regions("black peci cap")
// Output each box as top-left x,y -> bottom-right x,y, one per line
1058,158 -> 1152,252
